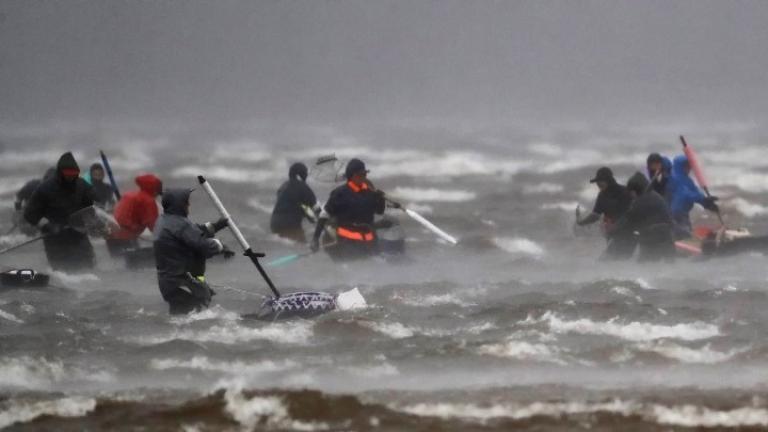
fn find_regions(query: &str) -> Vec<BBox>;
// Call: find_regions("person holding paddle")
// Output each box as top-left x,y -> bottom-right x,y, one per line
270,162 -> 318,243
667,155 -> 719,239
310,158 -> 388,260
24,152 -> 97,271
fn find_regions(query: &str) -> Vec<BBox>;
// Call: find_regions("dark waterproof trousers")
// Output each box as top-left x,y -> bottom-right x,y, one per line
602,232 -> 637,261
325,237 -> 377,261
43,228 -> 95,271
271,227 -> 307,244
637,223 -> 676,262
158,276 -> 213,315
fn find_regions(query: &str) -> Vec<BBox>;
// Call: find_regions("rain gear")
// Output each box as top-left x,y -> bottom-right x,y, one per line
666,155 -> 706,238
270,163 -> 317,242
112,174 -> 162,241
611,173 -> 675,261
23,152 -> 95,271
153,188 -> 223,315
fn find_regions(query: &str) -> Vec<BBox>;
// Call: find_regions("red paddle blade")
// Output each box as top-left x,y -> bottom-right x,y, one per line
680,136 -> 709,191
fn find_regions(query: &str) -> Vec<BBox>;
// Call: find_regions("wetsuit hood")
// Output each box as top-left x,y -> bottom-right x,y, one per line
162,188 -> 192,217
289,163 -> 308,182
136,174 -> 163,196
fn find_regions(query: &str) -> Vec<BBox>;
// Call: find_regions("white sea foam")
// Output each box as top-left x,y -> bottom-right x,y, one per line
170,305 -> 242,324
398,400 -> 768,428
479,341 -> 564,364
522,183 -> 564,194
637,342 -> 745,364
528,312 -> 720,342
389,187 -> 477,203
400,293 -> 471,307
223,389 -> 329,431
0,149 -> 66,169
0,357 -> 113,390
0,309 -> 24,323
540,201 -> 580,212
51,271 -> 100,285
247,197 -> 274,214
727,198 -> 768,218
373,152 -> 530,179
0,179 -> 28,196
493,237 -> 545,258
0,397 -> 96,429
359,321 -> 416,339
151,356 -> 298,375
134,320 -> 314,346
171,165 -> 275,183
610,286 -> 643,303
343,362 -> 400,378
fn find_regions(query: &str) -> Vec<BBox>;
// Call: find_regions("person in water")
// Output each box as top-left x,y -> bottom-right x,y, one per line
85,163 -> 115,210
311,158 -> 389,259
608,172 -> 675,262
24,152 -> 96,271
576,167 -> 636,259
270,162 -> 318,243
107,173 -> 163,255
646,153 -> 672,198
153,188 -> 233,315
666,155 -> 719,239
13,167 -> 56,235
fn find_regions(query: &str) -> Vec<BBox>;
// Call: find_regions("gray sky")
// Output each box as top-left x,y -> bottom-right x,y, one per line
1,0 -> 767,125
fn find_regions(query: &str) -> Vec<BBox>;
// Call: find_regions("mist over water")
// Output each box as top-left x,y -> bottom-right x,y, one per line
2,1 -> 768,430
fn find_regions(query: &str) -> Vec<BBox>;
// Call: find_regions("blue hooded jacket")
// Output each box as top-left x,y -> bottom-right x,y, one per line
666,155 -> 705,217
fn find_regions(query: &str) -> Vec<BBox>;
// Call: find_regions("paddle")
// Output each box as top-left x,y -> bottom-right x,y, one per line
0,235 -> 47,256
383,196 -> 458,245
679,136 -> 724,225
100,150 -> 121,201
198,175 -> 281,298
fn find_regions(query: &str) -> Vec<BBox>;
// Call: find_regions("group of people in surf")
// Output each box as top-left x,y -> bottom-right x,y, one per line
575,152 -> 721,261
9,151 -> 392,315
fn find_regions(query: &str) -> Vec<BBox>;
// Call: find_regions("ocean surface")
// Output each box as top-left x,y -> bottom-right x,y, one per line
1,120 -> 768,431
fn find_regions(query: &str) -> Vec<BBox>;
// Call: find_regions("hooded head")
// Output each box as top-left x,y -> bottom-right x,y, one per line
161,188 -> 192,217
626,171 -> 650,196
647,153 -> 671,178
289,162 -> 308,182
89,163 -> 105,184
672,155 -> 691,177
345,158 -> 369,180
135,174 -> 163,197
56,152 -> 81,185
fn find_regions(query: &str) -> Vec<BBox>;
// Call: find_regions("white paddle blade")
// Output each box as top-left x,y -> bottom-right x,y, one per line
336,287 -> 367,310
404,208 -> 458,244
198,176 -> 251,252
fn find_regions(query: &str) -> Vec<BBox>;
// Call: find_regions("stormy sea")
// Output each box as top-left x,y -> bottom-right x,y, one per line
1,120 -> 768,431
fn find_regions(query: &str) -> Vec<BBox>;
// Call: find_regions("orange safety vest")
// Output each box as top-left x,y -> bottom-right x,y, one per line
336,226 -> 375,242
347,180 -> 369,193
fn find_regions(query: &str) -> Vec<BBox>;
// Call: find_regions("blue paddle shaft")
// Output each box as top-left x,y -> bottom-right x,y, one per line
100,150 -> 121,201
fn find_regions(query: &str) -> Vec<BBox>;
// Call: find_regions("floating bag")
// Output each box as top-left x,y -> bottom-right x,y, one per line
0,269 -> 50,288
253,291 -> 337,321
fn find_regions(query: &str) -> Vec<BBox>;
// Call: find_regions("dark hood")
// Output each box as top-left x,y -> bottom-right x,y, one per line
56,152 -> 80,173
161,188 -> 192,217
627,171 -> 650,195
289,162 -> 308,182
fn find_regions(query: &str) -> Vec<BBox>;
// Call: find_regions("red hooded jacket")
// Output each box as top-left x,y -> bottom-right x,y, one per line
112,174 -> 162,240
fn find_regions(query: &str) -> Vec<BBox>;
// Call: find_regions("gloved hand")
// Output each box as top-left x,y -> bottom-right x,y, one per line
702,197 -> 719,212
212,217 -> 229,232
310,237 -> 320,253
389,200 -> 402,209
41,223 -> 62,235
221,245 -> 235,259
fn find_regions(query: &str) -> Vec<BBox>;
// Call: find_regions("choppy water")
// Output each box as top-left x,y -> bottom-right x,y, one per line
1,121 -> 768,430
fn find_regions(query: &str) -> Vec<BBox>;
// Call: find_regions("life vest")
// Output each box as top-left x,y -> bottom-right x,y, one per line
334,181 -> 375,242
